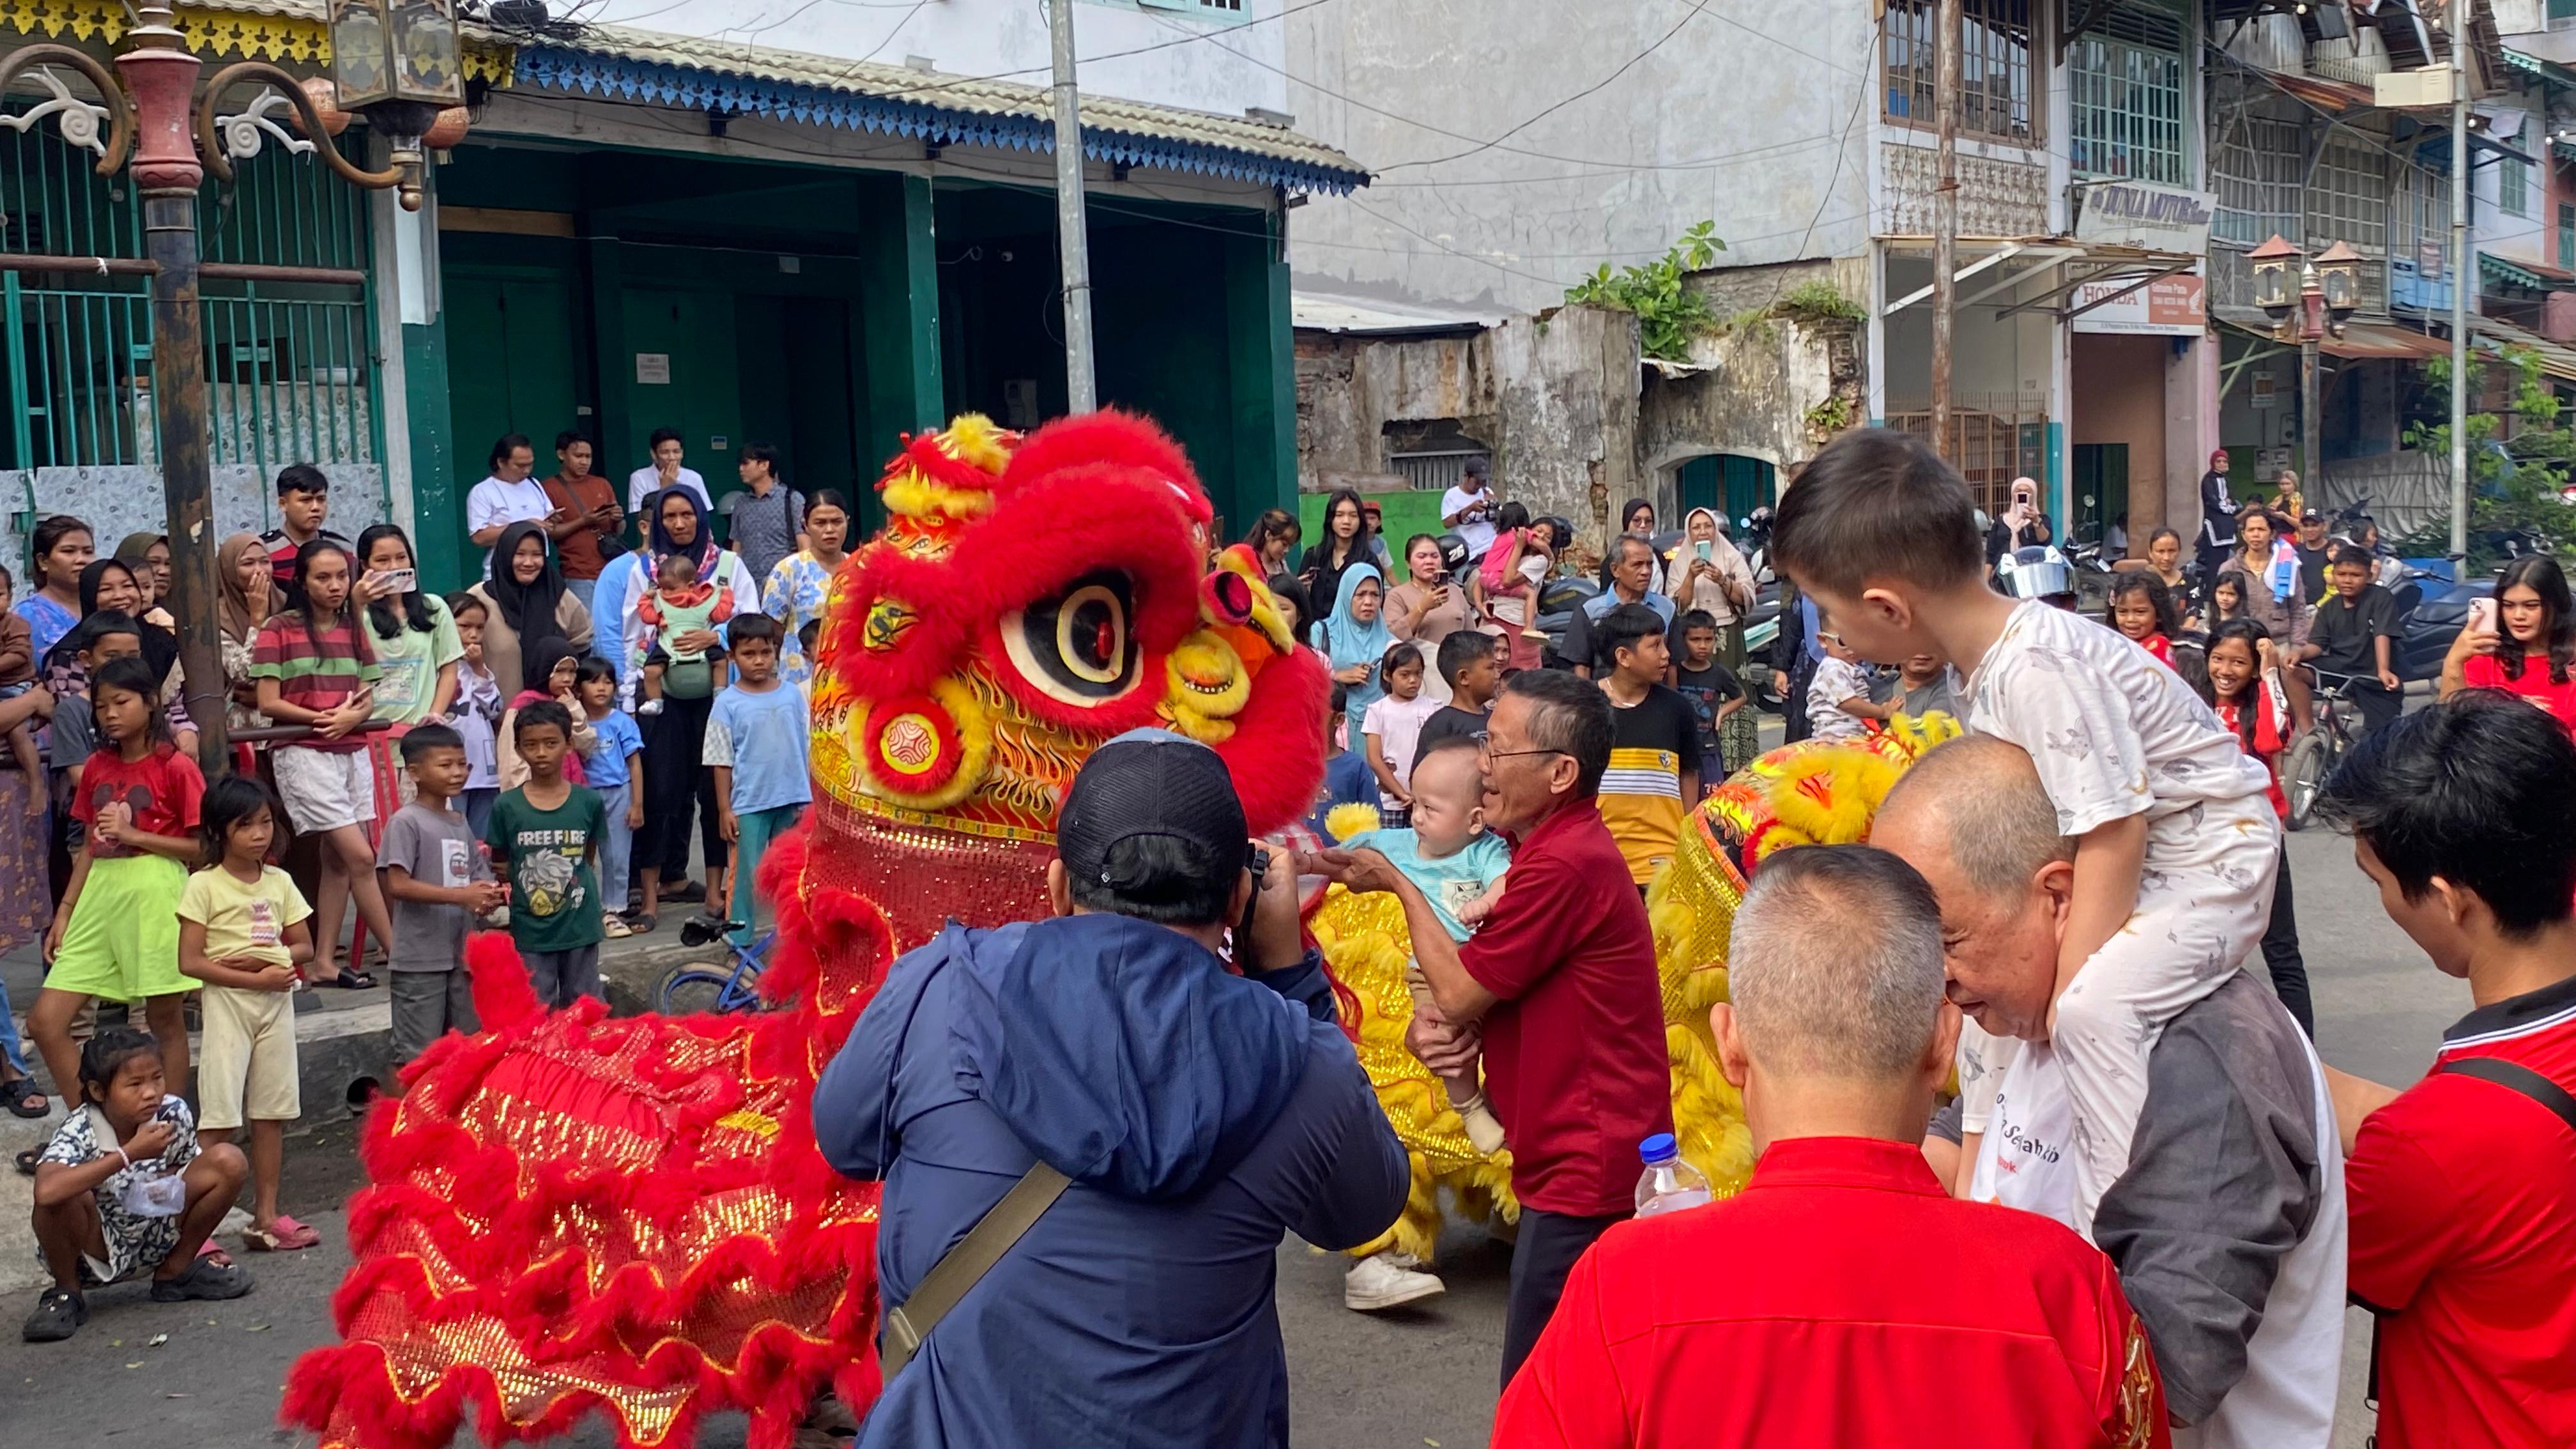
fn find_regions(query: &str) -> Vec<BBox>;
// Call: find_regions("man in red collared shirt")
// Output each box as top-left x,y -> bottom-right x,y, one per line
1321,668 -> 1672,1388
2317,694 -> 2576,1449
1496,846 -> 2165,1449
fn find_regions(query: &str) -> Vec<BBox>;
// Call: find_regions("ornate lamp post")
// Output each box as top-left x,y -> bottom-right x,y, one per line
2251,234 -> 2363,497
0,0 -> 460,772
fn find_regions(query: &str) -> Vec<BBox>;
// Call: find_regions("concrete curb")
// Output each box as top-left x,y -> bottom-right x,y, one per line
1,931 -> 731,1294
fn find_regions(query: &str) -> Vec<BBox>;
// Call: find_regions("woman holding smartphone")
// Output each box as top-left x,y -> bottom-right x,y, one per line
356,523 -> 463,727
2441,554 -> 2576,735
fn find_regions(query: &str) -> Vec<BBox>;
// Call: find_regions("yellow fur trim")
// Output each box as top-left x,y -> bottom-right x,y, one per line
880,413 -> 1013,523
1763,749 -> 1899,848
938,412 -> 1015,475
1324,801 -> 1382,843
848,675 -> 993,812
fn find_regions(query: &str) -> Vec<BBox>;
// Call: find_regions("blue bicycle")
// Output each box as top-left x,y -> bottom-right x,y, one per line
655,917 -> 774,1016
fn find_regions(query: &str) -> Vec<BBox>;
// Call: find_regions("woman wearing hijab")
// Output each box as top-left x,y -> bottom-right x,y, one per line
45,558 -> 194,751
1317,564 -> 1392,754
464,519 -> 593,719
625,487 -> 762,931
1597,496 -> 1659,586
112,532 -> 176,631
217,532 -> 275,733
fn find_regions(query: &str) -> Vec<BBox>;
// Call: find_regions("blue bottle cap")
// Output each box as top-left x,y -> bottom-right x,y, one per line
1638,1132 -> 1678,1164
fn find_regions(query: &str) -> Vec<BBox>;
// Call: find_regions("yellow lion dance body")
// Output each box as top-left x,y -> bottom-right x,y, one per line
1314,713 -> 1963,1262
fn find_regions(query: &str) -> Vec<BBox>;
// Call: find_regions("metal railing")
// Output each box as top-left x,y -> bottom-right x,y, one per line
0,95 -> 385,477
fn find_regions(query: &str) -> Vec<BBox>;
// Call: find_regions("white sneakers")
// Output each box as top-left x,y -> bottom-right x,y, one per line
1343,1250 -> 1445,1312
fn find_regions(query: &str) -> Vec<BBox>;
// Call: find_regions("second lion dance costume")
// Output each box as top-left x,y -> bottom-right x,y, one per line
284,410 -> 1961,1448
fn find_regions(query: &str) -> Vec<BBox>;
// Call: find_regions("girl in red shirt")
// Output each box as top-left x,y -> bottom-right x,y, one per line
24,655 -> 205,1121
2201,618 -> 2313,1034
2441,554 -> 2576,738
2105,572 -> 2181,670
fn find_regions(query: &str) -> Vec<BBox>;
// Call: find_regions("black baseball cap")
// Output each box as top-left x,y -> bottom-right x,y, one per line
1058,729 -> 1248,900
1463,456 -> 1490,479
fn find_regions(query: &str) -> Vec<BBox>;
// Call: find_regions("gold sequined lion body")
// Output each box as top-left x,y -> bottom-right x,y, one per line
1312,714 -> 1961,1262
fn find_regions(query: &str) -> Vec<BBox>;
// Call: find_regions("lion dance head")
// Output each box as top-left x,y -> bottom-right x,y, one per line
801,408 -> 1328,954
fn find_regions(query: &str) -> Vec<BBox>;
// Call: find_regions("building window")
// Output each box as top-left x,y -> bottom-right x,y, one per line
2562,202 -> 2575,270
2067,4 -> 2187,184
2213,113 -> 2305,246
1883,0 -> 2041,146
2308,131 -> 2390,256
2501,156 -> 2531,218
2554,0 -> 2576,24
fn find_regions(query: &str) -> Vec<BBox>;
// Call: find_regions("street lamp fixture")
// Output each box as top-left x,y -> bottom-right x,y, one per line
326,0 -> 465,206
0,0 -> 465,771
2250,233 -> 2302,321
2313,240 -> 2363,329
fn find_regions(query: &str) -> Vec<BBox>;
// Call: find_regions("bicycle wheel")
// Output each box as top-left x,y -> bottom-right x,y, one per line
2281,733 -> 2334,832
657,965 -> 736,1017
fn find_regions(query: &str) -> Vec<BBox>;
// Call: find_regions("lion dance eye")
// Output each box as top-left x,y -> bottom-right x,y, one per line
1002,571 -> 1142,704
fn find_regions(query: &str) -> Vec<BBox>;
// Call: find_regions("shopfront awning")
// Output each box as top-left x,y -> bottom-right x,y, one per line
2319,323 -> 2453,361
2215,313 -> 2449,361
1879,237 -> 2200,321
2470,314 -> 2576,382
2480,252 -> 2575,291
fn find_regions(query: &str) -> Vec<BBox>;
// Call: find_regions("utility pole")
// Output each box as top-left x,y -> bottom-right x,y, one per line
1049,0 -> 1098,413
2449,0 -> 2471,560
1929,0 -> 1961,464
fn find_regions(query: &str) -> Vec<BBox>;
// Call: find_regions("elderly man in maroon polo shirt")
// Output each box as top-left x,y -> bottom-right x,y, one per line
1318,668 -> 1673,1388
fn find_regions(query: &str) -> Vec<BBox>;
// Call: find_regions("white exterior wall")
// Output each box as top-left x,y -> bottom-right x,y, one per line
578,0 -> 1289,117
2476,90 -> 2552,267
1280,0 -> 1876,314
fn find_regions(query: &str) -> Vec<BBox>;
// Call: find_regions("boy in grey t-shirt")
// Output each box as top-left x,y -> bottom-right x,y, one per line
374,724 -> 505,1068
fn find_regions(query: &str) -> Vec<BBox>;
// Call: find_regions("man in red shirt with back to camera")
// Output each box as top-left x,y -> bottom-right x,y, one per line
2316,693 -> 2576,1449
1318,668 -> 1672,1389
1492,844 -> 2166,1449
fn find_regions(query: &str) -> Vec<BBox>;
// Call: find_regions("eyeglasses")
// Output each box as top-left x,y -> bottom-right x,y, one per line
1473,731 -> 1567,765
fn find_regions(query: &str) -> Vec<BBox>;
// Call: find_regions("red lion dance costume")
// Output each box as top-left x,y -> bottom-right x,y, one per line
283,411 -> 1329,1449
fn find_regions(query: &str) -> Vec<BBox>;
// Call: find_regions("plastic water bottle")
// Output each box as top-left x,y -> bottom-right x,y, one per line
1633,1133 -> 1713,1218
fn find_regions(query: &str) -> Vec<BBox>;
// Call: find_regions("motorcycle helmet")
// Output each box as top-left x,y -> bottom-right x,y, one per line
1434,532 -> 1473,579
1998,544 -> 2075,605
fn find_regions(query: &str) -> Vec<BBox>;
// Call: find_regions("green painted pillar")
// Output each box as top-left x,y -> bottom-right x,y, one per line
587,236 -> 634,518
858,173 -> 946,523
1223,208 -> 1296,533
402,313 -> 464,593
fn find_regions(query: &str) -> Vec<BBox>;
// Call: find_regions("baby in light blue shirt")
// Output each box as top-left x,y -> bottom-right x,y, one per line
1344,741 -> 1510,1153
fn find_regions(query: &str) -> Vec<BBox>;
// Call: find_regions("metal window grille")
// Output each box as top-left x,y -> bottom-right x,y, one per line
1389,450 -> 1475,494
1882,408 -> 2045,518
1200,0 -> 1241,9
2067,5 -> 2186,184
2306,131 -> 2389,255
2212,114 -> 2305,246
2391,150 -> 2453,266
1883,0 -> 2041,145
2561,203 -> 2573,271
2500,156 -> 2530,218
0,98 -> 383,476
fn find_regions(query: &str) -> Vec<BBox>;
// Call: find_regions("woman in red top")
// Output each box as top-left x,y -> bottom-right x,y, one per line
2441,555 -> 2576,737
2200,618 -> 2313,1034
2104,572 -> 2181,670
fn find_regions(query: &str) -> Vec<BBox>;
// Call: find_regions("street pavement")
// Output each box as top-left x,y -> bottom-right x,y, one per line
0,813 -> 2471,1448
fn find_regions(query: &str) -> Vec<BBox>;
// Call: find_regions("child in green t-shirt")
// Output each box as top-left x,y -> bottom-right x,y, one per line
482,700 -> 609,1009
